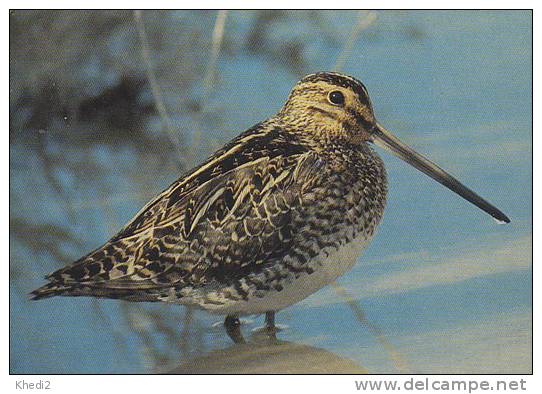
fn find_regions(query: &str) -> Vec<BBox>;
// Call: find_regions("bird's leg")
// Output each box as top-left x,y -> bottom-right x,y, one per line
224,314 -> 245,344
265,311 -> 276,331
262,311 -> 278,340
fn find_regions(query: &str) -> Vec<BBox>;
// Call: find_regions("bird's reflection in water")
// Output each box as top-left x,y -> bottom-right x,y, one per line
169,331 -> 367,374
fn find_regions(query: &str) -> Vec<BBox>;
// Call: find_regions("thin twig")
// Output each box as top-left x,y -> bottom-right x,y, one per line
179,306 -> 195,355
189,10 -> 228,167
331,282 -> 410,373
333,11 -> 377,71
133,10 -> 184,159
330,9 -> 406,372
36,131 -> 78,224
203,10 -> 228,100
90,299 -> 130,368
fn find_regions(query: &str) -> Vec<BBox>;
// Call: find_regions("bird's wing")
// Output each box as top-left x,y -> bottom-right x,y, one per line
45,133 -> 323,291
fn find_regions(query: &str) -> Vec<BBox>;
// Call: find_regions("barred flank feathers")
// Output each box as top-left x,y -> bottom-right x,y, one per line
30,281 -> 169,302
29,282 -> 70,300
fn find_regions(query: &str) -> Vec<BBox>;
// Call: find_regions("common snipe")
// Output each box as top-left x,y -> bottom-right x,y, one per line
31,72 -> 510,343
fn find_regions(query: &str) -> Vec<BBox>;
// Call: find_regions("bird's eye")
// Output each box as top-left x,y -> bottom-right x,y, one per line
328,91 -> 345,106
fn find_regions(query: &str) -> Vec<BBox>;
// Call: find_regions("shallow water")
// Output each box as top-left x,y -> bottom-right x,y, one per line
10,10 -> 531,374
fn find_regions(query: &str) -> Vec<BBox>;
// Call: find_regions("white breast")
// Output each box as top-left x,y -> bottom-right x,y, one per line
204,233 -> 371,315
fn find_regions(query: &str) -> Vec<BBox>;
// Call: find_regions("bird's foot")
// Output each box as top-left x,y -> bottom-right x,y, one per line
250,311 -> 286,341
251,323 -> 288,333
212,318 -> 253,328
224,315 -> 246,344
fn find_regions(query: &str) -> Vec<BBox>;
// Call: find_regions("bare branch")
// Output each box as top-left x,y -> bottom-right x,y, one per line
133,10 -> 183,158
190,10 -> 228,167
333,11 -> 377,72
203,10 -> 228,100
331,282 -> 411,373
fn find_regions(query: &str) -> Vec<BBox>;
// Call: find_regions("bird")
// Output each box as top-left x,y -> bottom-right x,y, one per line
30,72 -> 510,343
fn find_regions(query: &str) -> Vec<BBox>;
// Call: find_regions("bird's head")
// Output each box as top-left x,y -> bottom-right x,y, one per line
279,71 -> 510,224
279,71 -> 376,145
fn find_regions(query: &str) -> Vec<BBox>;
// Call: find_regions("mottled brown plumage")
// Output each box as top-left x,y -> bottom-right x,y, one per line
31,72 -> 509,343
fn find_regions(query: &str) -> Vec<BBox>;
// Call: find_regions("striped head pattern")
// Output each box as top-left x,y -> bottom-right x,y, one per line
279,72 -> 377,145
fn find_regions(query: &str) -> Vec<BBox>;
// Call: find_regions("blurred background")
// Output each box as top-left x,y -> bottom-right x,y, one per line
10,10 -> 532,374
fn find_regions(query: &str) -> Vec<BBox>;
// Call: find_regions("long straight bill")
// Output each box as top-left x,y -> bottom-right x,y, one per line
372,123 -> 510,224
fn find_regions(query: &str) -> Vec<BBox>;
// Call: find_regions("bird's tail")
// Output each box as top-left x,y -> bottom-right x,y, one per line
29,280 -> 168,302
29,282 -> 72,300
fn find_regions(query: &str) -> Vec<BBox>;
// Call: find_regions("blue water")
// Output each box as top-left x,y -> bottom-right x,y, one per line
10,10 -> 531,373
